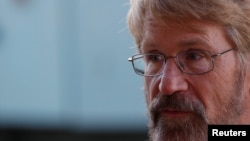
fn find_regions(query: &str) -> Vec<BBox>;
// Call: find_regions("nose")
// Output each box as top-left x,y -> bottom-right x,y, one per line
158,59 -> 188,95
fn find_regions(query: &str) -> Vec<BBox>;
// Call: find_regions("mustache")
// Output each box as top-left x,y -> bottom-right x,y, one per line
149,93 -> 207,124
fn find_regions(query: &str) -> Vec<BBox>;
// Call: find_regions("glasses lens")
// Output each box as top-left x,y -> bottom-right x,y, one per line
132,55 -> 145,75
177,50 -> 213,74
133,54 -> 165,76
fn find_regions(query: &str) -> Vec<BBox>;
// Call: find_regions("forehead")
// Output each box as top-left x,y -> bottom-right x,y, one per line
141,17 -> 231,53
143,14 -> 210,35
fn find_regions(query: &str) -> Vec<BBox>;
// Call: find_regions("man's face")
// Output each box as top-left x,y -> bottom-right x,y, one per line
141,18 -> 246,141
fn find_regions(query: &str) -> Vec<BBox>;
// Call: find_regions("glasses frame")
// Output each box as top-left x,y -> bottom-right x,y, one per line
128,48 -> 236,76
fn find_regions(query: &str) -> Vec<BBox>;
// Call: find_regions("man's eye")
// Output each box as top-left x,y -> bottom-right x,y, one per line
185,51 -> 205,60
148,55 -> 164,62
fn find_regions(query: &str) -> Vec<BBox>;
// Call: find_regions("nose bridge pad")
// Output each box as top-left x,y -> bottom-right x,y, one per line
163,57 -> 182,74
159,58 -> 187,94
177,61 -> 184,72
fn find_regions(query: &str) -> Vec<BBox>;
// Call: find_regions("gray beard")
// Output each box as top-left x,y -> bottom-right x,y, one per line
147,70 -> 244,141
148,93 -> 208,141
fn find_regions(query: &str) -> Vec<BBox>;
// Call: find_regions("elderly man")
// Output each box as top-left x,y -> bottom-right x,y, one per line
127,0 -> 250,141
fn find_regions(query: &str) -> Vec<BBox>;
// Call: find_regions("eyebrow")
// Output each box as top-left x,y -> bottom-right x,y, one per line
177,36 -> 210,49
178,38 -> 208,46
140,41 -> 158,53
140,37 -> 211,53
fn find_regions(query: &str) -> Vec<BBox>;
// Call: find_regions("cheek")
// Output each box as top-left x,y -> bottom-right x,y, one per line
195,70 -> 236,119
144,77 -> 160,105
189,74 -> 223,112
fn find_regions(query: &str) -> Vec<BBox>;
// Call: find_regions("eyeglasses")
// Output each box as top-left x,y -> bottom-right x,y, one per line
128,48 -> 235,76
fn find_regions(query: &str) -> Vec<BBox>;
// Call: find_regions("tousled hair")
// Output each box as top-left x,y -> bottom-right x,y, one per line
127,0 -> 250,63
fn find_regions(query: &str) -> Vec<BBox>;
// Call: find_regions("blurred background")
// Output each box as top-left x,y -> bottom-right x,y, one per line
0,0 -> 148,140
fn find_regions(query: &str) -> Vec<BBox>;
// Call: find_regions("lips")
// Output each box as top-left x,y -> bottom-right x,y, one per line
149,94 -> 206,124
160,108 -> 192,118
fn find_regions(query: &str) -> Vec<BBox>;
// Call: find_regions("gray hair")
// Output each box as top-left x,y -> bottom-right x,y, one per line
127,0 -> 250,64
